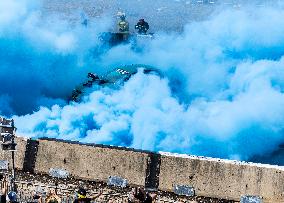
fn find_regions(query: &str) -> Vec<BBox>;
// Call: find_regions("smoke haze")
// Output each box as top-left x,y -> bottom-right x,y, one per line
1,0 -> 284,161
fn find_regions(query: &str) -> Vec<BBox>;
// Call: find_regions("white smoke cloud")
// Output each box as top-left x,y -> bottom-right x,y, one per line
2,1 -> 284,161
0,0 -> 29,29
14,58 -> 284,160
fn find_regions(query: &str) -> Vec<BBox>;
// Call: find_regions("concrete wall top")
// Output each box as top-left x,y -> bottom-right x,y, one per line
159,152 -> 284,202
34,139 -> 150,186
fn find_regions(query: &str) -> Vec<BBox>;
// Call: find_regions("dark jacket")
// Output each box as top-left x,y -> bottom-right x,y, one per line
0,195 -> 5,203
135,21 -> 149,34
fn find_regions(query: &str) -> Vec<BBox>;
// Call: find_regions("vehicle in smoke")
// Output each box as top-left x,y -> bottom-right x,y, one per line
70,64 -> 162,102
99,32 -> 154,49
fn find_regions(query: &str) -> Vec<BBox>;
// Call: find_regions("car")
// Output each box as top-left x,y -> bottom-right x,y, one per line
70,64 -> 162,102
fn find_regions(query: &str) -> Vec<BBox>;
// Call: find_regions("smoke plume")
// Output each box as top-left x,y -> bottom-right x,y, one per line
2,0 -> 284,161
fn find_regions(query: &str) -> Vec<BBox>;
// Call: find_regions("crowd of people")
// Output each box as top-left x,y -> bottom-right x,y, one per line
0,175 -> 157,203
0,175 -> 17,203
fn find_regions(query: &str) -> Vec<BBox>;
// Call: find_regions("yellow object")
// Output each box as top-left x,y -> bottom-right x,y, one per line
78,194 -> 87,199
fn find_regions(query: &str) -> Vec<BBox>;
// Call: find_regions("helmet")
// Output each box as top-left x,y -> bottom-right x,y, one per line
120,15 -> 126,20
8,191 -> 17,202
117,11 -> 126,19
139,19 -> 145,22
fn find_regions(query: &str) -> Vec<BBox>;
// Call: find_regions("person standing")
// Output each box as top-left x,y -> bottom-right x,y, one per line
135,19 -> 149,35
117,12 -> 130,41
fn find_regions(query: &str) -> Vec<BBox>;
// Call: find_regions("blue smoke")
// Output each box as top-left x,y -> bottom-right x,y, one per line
0,0 -> 111,115
2,0 -> 284,162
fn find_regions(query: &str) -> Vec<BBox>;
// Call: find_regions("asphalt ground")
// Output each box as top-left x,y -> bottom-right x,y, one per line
40,0 -> 240,33
40,0 -> 275,33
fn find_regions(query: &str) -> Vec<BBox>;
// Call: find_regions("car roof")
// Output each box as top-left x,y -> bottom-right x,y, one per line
102,64 -> 160,83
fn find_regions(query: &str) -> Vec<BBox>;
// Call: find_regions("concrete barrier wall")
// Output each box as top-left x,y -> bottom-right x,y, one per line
158,152 -> 284,202
0,137 -> 27,170
3,137 -> 284,202
34,139 -> 150,186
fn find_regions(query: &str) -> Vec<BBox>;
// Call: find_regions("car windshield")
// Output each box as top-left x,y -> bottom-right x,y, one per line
102,68 -> 131,83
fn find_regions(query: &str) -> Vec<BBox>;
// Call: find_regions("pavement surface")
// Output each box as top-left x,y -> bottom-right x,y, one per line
40,0 -> 272,33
